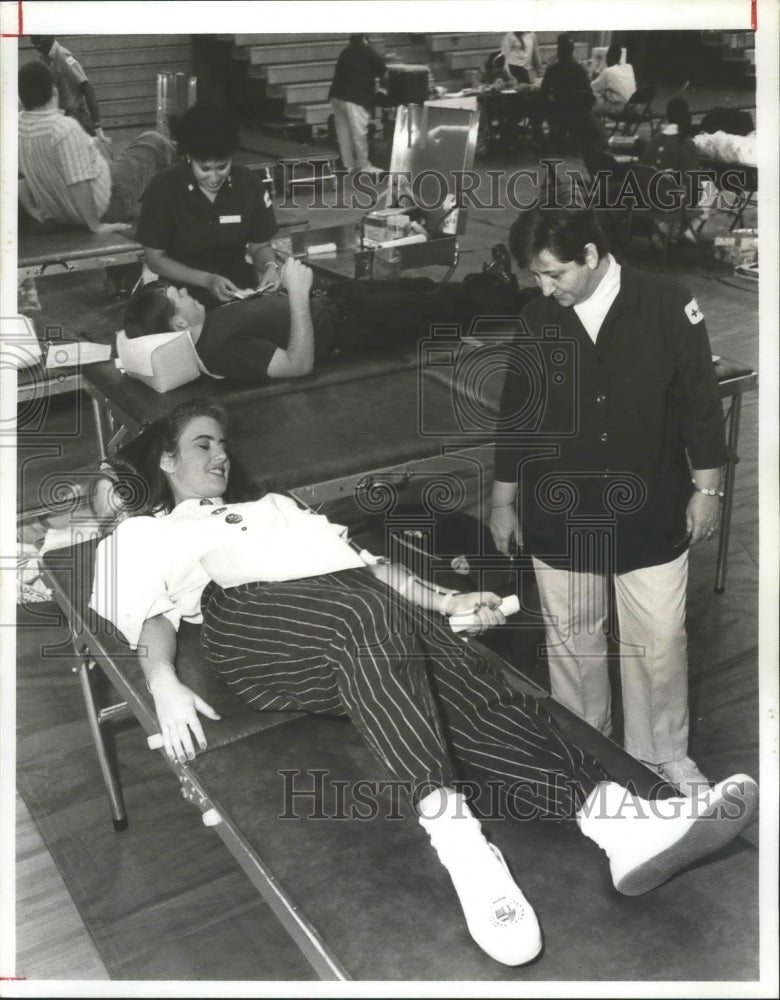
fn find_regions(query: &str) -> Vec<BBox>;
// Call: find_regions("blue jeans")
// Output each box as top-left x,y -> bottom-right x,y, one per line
103,132 -> 176,222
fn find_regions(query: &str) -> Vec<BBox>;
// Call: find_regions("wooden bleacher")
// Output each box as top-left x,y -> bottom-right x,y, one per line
18,35 -> 193,130
227,31 -> 597,139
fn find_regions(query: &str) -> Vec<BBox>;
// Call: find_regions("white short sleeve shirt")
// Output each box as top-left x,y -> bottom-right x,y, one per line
89,494 -> 367,648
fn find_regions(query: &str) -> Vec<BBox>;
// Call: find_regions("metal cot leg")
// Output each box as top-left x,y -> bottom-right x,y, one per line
714,393 -> 743,594
76,654 -> 129,830
90,395 -> 109,465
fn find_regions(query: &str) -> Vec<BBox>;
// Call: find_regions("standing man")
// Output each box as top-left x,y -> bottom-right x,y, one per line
537,34 -> 604,153
29,35 -> 104,137
328,34 -> 386,176
488,207 -> 726,797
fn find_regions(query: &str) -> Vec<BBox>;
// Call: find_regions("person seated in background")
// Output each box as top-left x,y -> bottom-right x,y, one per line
18,61 -> 175,234
29,34 -> 105,137
537,34 -> 605,154
639,97 -> 712,240
479,50 -> 507,87
135,103 -> 280,312
86,396 -> 759,969
498,31 -> 542,85
590,41 -> 636,117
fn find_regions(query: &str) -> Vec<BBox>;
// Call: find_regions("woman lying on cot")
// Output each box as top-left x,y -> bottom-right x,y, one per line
135,104 -> 280,311
89,398 -> 759,969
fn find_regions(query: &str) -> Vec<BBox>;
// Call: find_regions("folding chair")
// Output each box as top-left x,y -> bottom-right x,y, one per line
621,163 -> 705,268
608,84 -> 657,137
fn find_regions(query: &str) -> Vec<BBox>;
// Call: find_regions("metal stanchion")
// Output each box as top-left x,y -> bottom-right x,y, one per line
156,72 -> 198,138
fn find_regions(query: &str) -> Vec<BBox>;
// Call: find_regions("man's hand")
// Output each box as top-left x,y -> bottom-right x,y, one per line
257,261 -> 283,294
686,491 -> 720,546
281,257 -> 313,298
148,671 -> 221,764
204,273 -> 241,302
489,503 -> 521,555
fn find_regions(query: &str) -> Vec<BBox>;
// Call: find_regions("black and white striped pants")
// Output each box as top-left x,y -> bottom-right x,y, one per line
201,567 -> 607,817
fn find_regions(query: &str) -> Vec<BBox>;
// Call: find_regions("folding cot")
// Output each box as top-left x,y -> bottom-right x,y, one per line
37,341 -> 761,980
16,226 -> 143,402
17,225 -> 144,284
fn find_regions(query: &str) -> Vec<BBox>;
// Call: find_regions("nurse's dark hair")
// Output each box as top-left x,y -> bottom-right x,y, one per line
508,207 -> 609,268
170,103 -> 240,159
92,399 -> 263,519
123,280 -> 174,339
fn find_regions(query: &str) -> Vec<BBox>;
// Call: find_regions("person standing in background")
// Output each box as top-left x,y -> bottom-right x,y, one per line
29,35 -> 105,138
329,34 -> 386,176
537,34 -> 605,154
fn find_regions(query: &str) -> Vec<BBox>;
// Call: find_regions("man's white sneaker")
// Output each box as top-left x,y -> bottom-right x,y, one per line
577,774 -> 759,896
657,756 -> 711,797
418,787 -> 542,966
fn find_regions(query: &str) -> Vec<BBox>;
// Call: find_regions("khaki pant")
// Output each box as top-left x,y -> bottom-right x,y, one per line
532,551 -> 689,765
331,98 -> 371,171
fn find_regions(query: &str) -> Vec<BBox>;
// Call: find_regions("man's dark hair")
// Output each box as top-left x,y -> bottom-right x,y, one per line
665,97 -> 693,141
18,60 -> 55,110
29,35 -> 55,54
556,34 -> 575,61
606,42 -> 622,67
509,208 -> 609,268
170,103 -> 240,160
123,280 -> 175,339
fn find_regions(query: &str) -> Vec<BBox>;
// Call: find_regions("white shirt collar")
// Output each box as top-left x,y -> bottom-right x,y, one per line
573,254 -> 622,342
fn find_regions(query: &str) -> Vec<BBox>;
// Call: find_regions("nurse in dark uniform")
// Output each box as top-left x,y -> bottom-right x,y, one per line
136,103 -> 280,311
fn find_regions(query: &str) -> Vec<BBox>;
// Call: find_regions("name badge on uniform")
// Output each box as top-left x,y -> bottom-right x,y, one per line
219,215 -> 242,224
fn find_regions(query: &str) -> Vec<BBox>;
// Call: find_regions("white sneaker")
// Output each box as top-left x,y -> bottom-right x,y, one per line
657,756 -> 711,797
578,774 -> 759,896
418,788 -> 542,966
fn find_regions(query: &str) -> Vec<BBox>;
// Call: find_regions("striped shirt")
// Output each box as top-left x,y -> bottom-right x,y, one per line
18,108 -> 110,224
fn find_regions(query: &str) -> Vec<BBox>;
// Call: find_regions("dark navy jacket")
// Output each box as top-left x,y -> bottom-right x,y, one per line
493,266 -> 727,574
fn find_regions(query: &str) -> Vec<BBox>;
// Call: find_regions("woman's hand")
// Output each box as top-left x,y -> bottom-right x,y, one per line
204,272 -> 242,302
148,671 -> 221,764
443,592 -> 507,635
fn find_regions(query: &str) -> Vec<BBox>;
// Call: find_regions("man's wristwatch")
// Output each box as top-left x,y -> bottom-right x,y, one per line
691,481 -> 725,497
